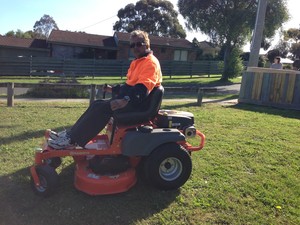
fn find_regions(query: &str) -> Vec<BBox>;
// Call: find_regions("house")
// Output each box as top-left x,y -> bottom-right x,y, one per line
0,35 -> 49,57
0,30 -> 218,62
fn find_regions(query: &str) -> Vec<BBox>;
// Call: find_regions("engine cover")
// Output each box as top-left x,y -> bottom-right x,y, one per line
155,110 -> 194,129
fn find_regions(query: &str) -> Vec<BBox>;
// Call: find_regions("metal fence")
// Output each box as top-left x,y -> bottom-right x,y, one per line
0,57 -> 223,77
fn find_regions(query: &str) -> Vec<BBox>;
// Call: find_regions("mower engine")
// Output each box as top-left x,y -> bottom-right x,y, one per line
155,110 -> 196,138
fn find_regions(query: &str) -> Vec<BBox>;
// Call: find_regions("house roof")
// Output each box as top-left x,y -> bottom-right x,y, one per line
198,41 -> 214,48
197,41 -> 220,50
48,30 -> 117,49
114,32 -> 194,49
0,36 -> 47,49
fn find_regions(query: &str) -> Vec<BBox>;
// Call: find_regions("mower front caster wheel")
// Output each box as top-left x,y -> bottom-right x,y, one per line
31,165 -> 59,197
144,143 -> 192,190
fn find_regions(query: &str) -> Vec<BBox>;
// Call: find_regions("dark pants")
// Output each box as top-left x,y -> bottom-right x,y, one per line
69,99 -> 113,147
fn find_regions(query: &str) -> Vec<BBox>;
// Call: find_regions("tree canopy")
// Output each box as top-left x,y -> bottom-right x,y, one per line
266,41 -> 289,63
178,0 -> 289,80
284,28 -> 300,43
283,28 -> 300,60
5,29 -> 33,38
113,0 -> 186,38
33,14 -> 59,39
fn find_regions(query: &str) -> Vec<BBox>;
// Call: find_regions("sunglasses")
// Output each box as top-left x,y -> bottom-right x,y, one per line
130,42 -> 146,48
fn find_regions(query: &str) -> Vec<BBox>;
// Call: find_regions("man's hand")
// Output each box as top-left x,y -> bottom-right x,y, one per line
110,99 -> 129,111
102,84 -> 112,93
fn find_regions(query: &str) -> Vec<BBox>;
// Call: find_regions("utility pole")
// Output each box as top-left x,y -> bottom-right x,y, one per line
248,0 -> 268,67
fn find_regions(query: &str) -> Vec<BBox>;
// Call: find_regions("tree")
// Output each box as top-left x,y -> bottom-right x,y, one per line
5,29 -> 33,38
290,42 -> 300,60
5,30 -> 16,37
266,43 -> 289,64
284,28 -> 300,43
33,14 -> 59,39
282,27 -> 300,60
113,0 -> 186,38
178,0 -> 289,80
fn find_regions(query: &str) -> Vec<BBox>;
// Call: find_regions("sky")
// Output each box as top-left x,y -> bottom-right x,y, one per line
0,0 -> 299,46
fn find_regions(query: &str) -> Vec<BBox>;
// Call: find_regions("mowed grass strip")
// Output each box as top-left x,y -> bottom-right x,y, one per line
0,100 -> 299,225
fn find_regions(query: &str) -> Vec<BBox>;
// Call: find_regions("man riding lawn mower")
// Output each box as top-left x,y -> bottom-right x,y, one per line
30,30 -> 205,196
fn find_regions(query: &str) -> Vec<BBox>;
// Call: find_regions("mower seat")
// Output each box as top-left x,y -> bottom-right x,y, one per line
113,85 -> 164,125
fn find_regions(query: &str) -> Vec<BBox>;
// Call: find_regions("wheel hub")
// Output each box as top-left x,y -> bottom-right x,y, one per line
159,157 -> 182,181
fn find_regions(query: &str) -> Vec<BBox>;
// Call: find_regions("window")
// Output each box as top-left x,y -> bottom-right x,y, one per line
174,50 -> 188,61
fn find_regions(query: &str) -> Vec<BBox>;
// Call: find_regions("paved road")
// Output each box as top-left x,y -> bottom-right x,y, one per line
215,84 -> 241,94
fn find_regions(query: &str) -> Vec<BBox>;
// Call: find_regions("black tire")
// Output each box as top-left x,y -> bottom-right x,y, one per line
143,143 -> 192,190
44,157 -> 62,169
136,157 -> 148,183
30,165 -> 59,197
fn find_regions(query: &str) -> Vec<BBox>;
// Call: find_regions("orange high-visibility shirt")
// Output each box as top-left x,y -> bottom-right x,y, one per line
126,53 -> 162,92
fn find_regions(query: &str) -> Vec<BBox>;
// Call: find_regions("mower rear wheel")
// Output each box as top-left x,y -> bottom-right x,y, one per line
144,143 -> 192,190
30,165 -> 59,197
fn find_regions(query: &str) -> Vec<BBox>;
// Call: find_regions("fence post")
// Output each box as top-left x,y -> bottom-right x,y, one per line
208,61 -> 211,78
30,55 -> 32,77
189,61 -> 193,78
170,61 -> 173,79
89,84 -> 96,105
121,60 -> 125,79
7,82 -> 14,107
197,88 -> 204,106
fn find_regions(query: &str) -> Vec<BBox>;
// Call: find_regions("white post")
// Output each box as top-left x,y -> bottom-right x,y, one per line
248,0 -> 268,67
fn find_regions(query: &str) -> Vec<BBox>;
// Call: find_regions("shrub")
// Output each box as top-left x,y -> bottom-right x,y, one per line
223,48 -> 244,79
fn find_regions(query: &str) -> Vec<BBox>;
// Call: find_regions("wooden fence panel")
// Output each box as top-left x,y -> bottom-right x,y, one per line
239,67 -> 300,110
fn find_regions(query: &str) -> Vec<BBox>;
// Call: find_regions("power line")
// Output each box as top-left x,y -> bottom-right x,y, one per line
79,15 -> 117,30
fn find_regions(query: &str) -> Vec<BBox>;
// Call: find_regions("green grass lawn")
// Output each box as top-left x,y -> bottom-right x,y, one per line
0,100 -> 299,225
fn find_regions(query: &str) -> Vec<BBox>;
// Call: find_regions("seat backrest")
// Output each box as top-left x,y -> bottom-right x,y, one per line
113,85 -> 164,125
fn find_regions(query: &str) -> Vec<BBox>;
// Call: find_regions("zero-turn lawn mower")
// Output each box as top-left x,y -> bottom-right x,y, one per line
30,86 -> 205,196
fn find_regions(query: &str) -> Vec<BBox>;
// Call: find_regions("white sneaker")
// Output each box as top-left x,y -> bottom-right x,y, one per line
48,135 -> 74,150
49,130 -> 67,140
